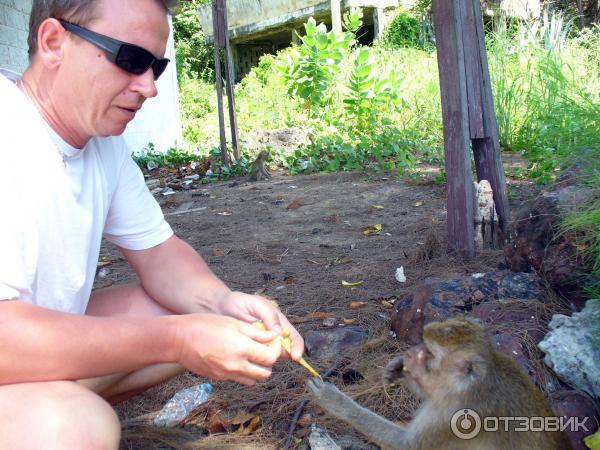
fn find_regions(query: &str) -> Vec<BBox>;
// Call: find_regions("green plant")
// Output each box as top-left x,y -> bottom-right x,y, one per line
132,144 -> 202,168
434,168 -> 446,185
208,146 -> 254,179
380,9 -> 431,50
343,47 -> 406,138
282,16 -> 355,117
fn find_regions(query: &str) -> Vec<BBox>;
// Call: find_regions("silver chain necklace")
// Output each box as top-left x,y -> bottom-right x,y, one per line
16,79 -> 82,167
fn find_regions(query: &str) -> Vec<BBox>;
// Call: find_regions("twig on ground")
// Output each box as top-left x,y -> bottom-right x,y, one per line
283,360 -> 342,450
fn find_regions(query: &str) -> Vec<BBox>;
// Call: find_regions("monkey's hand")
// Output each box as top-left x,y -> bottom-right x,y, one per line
307,378 -> 357,414
307,378 -> 408,448
384,355 -> 405,385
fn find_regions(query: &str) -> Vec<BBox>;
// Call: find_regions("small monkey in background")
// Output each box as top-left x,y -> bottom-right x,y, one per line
308,317 -> 571,450
248,150 -> 271,181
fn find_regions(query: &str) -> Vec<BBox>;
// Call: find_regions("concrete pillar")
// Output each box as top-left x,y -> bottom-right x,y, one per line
373,7 -> 386,41
227,42 -> 238,83
292,29 -> 300,45
331,0 -> 342,32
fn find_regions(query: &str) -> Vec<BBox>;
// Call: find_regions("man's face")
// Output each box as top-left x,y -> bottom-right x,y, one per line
57,0 -> 170,141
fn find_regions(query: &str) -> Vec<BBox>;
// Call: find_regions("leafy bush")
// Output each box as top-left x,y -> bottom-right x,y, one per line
133,144 -> 201,168
172,0 -> 214,83
380,9 -> 431,50
235,49 -> 304,133
178,77 -> 216,146
281,17 -> 354,117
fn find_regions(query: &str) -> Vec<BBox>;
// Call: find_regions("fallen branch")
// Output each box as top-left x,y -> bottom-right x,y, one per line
283,360 -> 342,449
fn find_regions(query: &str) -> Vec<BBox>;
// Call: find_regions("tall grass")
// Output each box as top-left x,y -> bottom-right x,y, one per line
488,11 -> 600,181
562,199 -> 600,299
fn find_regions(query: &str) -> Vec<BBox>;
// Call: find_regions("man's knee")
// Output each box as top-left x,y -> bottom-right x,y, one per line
0,381 -> 121,450
87,282 -> 175,318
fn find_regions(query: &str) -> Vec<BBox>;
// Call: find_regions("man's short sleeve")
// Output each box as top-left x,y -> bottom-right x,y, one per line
0,213 -> 35,301
103,151 -> 173,250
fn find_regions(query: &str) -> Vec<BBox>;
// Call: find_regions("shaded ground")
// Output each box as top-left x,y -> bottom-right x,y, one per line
94,162 -> 536,449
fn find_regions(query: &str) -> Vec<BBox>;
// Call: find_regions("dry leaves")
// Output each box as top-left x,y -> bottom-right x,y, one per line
362,224 -> 382,236
204,408 -> 262,436
286,197 -> 304,210
349,301 -> 366,309
289,311 -> 333,324
341,279 -> 364,287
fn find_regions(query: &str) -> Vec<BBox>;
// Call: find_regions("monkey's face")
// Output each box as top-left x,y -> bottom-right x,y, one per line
383,343 -> 435,398
385,317 -> 490,399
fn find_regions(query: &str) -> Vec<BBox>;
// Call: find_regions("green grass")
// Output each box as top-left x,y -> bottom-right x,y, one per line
562,199 -> 600,299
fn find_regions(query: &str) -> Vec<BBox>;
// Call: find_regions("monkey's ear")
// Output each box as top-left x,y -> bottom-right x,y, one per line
460,355 -> 486,379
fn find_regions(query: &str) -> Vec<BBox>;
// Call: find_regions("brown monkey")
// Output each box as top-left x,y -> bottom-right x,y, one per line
248,150 -> 271,181
307,317 -> 571,450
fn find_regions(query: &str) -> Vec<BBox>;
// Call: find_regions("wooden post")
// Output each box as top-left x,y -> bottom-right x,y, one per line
212,0 -> 229,167
433,0 -> 510,256
212,0 -> 241,165
221,0 -> 240,160
433,0 -> 475,257
468,0 -> 510,233
331,0 -> 341,32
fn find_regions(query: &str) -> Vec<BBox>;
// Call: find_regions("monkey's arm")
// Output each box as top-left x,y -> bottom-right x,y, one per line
307,379 -> 407,449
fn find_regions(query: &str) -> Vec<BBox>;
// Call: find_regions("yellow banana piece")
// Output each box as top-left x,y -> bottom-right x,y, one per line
252,321 -> 321,378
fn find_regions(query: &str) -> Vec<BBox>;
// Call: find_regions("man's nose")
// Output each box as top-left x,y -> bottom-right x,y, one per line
131,68 -> 158,99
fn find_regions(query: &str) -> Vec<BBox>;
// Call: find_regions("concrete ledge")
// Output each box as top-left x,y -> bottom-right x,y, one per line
197,0 -> 398,42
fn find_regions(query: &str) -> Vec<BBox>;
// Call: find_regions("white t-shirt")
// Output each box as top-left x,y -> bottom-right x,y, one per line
0,71 -> 173,314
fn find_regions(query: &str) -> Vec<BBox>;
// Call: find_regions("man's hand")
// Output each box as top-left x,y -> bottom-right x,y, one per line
172,313 -> 284,386
215,291 -> 305,361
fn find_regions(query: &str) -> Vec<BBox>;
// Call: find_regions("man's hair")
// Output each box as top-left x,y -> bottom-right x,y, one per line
27,0 -> 180,57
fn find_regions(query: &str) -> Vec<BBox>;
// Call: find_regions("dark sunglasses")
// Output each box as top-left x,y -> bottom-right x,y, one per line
57,19 -> 169,80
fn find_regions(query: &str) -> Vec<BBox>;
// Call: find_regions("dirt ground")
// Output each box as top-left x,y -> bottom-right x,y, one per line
95,161 -> 536,449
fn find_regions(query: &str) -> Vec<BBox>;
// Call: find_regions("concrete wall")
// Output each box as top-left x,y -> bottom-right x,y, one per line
198,0 -> 397,39
0,2 -> 182,154
492,0 -> 541,18
0,0 -> 31,73
123,16 -> 182,155
198,0 -> 325,37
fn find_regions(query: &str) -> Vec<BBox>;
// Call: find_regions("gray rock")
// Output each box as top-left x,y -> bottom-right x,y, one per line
549,389 -> 600,450
304,326 -> 369,362
145,178 -> 161,190
308,424 -> 341,450
504,184 -> 598,310
390,270 -> 544,345
472,298 -> 549,343
337,435 -> 379,450
538,299 -> 600,397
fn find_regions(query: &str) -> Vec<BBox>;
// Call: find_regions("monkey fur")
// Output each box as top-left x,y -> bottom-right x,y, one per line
248,150 -> 271,181
307,317 -> 571,450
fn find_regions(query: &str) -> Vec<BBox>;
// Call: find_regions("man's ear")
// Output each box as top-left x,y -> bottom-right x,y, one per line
36,18 -> 66,70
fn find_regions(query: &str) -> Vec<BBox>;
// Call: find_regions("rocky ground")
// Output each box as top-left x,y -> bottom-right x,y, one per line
92,158 -> 598,449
